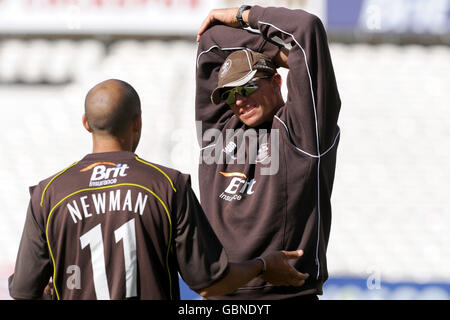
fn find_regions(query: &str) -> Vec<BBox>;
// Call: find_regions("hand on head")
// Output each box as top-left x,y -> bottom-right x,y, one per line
197,8 -> 244,42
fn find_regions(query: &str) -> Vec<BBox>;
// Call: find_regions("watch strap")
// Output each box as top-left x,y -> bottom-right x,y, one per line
237,5 -> 252,28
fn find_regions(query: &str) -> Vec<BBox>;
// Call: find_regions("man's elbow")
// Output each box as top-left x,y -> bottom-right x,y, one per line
195,281 -> 232,298
304,13 -> 327,37
196,288 -> 211,298
196,286 -> 223,298
192,268 -> 232,298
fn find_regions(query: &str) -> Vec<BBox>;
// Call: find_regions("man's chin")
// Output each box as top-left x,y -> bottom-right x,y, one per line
241,113 -> 271,127
241,118 -> 260,127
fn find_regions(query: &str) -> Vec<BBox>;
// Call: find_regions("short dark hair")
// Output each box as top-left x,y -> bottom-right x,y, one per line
84,79 -> 141,136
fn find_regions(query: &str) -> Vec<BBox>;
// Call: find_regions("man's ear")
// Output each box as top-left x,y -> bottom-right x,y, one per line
82,114 -> 92,133
272,73 -> 282,90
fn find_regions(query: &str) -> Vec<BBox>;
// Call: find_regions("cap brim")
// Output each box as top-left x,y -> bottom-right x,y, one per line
211,70 -> 258,105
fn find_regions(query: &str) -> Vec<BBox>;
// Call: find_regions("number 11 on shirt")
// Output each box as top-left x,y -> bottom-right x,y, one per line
80,218 -> 137,299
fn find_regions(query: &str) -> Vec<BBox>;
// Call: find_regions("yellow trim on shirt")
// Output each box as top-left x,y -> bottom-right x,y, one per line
40,162 -> 79,207
135,156 -> 177,192
45,183 -> 174,300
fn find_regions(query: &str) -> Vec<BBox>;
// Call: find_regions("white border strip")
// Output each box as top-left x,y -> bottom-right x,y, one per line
200,144 -> 216,151
258,21 -> 321,159
197,45 -> 251,68
274,115 -> 340,158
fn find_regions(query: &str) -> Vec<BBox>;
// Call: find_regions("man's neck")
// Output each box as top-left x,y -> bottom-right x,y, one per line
91,136 -> 132,153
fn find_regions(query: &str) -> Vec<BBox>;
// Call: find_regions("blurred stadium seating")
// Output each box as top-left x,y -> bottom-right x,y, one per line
0,37 -> 449,299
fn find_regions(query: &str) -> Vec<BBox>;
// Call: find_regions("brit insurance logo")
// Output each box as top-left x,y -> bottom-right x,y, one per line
80,162 -> 130,187
218,171 -> 256,202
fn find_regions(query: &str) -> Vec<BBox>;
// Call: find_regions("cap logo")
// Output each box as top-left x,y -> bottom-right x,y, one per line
220,59 -> 232,78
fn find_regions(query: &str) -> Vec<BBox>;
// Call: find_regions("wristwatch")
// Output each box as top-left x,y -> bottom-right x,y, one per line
237,5 -> 252,28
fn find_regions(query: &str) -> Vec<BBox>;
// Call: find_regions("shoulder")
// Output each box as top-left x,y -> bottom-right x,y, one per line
34,161 -> 80,205
133,156 -> 190,193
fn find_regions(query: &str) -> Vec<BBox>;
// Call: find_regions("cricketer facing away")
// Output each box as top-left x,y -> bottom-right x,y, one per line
195,5 -> 341,299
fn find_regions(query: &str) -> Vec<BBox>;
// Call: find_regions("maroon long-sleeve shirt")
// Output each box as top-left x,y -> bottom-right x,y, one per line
9,152 -> 229,299
195,6 -> 341,299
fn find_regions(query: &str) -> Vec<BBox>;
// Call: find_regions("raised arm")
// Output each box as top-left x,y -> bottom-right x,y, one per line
195,17 -> 283,141
198,6 -> 341,156
248,6 -> 341,155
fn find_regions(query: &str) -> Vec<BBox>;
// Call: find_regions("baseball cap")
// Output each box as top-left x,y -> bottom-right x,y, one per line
211,50 -> 276,105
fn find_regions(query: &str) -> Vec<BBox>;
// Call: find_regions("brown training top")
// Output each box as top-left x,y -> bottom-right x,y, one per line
195,6 -> 341,299
9,151 -> 229,300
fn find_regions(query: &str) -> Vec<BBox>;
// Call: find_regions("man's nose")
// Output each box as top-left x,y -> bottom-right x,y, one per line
234,93 -> 247,106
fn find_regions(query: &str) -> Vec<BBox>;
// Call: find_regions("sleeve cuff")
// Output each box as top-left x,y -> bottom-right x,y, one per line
248,6 -> 283,61
248,5 -> 265,30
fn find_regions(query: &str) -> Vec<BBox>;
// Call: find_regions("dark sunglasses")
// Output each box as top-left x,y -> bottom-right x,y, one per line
221,76 -> 272,105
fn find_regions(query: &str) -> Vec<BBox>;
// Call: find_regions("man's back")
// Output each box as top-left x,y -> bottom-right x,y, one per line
9,151 -> 228,300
